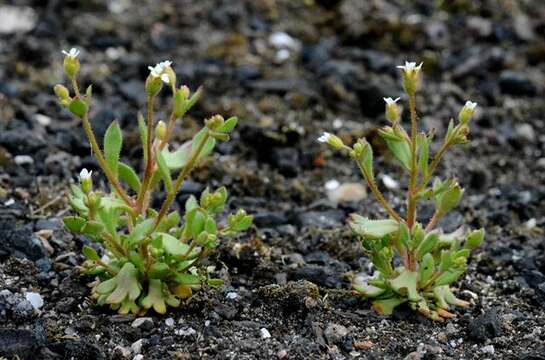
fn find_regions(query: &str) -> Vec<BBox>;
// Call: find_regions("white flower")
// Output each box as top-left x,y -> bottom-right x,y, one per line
464,100 -> 477,110
62,48 -> 80,58
383,97 -> 401,105
317,132 -> 332,143
79,168 -> 92,181
396,61 -> 423,72
148,60 -> 172,84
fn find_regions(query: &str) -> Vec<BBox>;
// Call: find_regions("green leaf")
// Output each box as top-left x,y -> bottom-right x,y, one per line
173,273 -> 200,286
161,141 -> 191,170
69,99 -> 87,118
348,215 -> 399,239
439,250 -> 452,272
118,162 -> 141,193
416,231 -> 440,259
126,218 -> 154,246
185,195 -> 199,212
81,221 -> 105,237
217,116 -> 238,133
84,85 -> 93,106
104,262 -> 141,304
149,262 -> 170,279
464,228 -> 485,250
419,253 -> 434,285
82,245 -> 100,261
207,278 -> 224,286
397,223 -> 410,249
159,233 -> 191,257
389,270 -> 420,301
128,250 -> 146,274
372,297 -> 406,315
155,150 -> 172,193
434,269 -> 464,287
384,138 -> 411,171
157,211 -> 181,233
104,121 -> 123,178
353,277 -> 386,298
192,128 -> 216,165
98,207 -> 118,238
141,279 -> 167,314
417,133 -> 429,178
63,216 -> 86,234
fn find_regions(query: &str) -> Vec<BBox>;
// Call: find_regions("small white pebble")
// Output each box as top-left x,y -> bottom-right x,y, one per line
205,320 -> 211,327
165,318 -> 175,327
325,179 -> 340,191
260,328 -> 271,339
269,32 -> 299,50
25,292 -> 43,310
176,327 -> 196,337
332,118 -> 343,129
381,174 -> 399,190
14,155 -> 34,165
226,292 -> 238,300
275,49 -> 291,63
131,339 -> 143,354
481,345 -> 495,355
35,114 -> 51,126
132,355 -> 144,360
524,218 -> 537,230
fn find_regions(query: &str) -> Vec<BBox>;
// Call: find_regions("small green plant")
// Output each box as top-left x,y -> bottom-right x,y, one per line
318,61 -> 484,321
55,48 -> 253,315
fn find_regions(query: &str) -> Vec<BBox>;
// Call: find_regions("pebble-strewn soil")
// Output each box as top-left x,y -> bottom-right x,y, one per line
1,0 -> 545,359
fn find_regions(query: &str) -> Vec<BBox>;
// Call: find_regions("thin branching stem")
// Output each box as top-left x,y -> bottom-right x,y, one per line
136,96 -> 156,213
355,162 -> 403,223
406,92 -> 418,229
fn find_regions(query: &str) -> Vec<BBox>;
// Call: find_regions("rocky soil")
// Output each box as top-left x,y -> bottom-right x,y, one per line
1,0 -> 545,359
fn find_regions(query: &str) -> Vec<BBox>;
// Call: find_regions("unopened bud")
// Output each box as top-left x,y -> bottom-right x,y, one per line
317,132 -> 344,150
206,115 -> 224,130
145,74 -> 163,97
155,120 -> 167,140
62,48 -> 81,79
54,84 -> 70,101
79,168 -> 92,194
458,101 -> 477,125
397,61 -> 423,95
384,97 -> 401,123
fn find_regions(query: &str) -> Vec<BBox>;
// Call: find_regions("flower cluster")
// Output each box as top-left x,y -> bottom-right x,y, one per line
55,48 -> 252,315
318,61 -> 484,321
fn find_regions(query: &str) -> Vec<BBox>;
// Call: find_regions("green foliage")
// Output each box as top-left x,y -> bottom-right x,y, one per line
320,61 -> 484,321
56,53 -> 252,315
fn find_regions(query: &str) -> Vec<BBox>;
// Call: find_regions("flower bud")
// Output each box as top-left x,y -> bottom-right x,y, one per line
317,132 -> 344,150
62,48 -> 81,79
383,97 -> 400,123
206,115 -> 224,130
54,84 -> 70,101
86,192 -> 101,210
458,101 -> 477,125
155,120 -> 167,140
145,74 -> 163,97
173,86 -> 189,117
79,168 -> 93,194
397,61 -> 423,95
464,228 -> 484,250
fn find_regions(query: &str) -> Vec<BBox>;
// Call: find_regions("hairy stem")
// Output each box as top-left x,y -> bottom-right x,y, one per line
136,96 -> 156,213
424,210 -> 440,233
406,92 -> 418,229
153,130 -> 211,231
355,162 -> 403,223
159,110 -> 177,150
70,80 -> 133,207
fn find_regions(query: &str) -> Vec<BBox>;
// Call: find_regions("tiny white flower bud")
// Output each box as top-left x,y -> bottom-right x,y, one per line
62,48 -> 80,58
383,97 -> 401,123
397,61 -> 423,95
317,132 -> 344,150
458,100 -> 477,125
62,48 -> 81,79
79,168 -> 92,194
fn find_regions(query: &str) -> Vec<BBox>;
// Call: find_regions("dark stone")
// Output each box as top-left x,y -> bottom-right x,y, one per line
47,339 -> 105,360
214,303 -> 238,320
291,264 -> 343,288
468,308 -> 503,342
295,209 -> 344,229
253,211 -> 289,228
520,348 -> 545,360
270,147 -> 300,177
498,71 -> 536,96
0,128 -> 46,155
0,328 -> 47,358
0,220 -> 47,261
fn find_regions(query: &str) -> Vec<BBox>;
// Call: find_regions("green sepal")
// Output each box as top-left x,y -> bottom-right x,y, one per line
216,116 -> 238,133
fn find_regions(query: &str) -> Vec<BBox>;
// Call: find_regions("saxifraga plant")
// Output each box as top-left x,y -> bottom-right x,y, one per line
54,48 -> 253,315
318,61 -> 484,321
